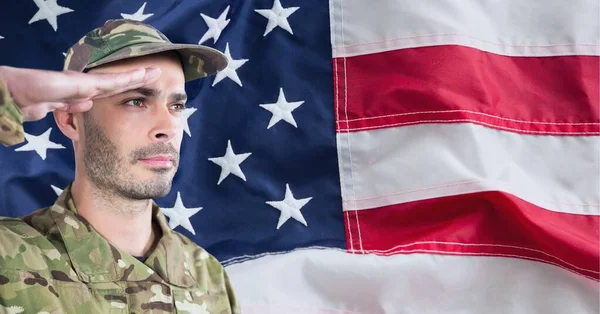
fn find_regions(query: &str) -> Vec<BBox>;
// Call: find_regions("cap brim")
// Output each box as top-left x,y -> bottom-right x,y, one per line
85,42 -> 228,82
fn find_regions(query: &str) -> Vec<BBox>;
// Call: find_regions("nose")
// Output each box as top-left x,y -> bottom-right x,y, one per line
149,105 -> 178,142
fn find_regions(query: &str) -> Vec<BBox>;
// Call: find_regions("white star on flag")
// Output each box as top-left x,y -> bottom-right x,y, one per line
266,184 -> 312,230
0,35 -> 4,40
51,185 -> 63,196
161,192 -> 202,235
208,140 -> 252,185
198,5 -> 231,44
14,128 -> 65,160
259,88 -> 305,129
212,43 -> 248,87
28,0 -> 74,32
255,0 -> 299,36
181,107 -> 197,137
120,2 -> 153,21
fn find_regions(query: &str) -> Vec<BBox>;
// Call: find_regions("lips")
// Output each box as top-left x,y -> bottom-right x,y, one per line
141,156 -> 172,161
138,155 -> 174,167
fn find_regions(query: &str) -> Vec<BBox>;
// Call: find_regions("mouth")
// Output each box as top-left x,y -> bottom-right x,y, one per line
138,155 -> 175,168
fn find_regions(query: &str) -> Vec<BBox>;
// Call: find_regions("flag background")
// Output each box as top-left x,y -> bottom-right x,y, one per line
0,1 -> 598,313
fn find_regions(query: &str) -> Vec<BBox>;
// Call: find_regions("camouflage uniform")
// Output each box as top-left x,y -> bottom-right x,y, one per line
0,186 -> 240,313
0,20 -> 241,313
0,75 -> 24,147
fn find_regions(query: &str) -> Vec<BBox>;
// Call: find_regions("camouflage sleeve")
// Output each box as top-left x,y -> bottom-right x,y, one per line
0,74 -> 25,147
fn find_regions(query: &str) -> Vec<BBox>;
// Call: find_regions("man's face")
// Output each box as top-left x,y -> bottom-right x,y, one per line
79,52 -> 187,200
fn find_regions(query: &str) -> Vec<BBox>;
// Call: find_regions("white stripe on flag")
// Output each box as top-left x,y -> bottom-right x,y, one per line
337,123 -> 600,214
330,0 -> 600,58
226,248 -> 600,314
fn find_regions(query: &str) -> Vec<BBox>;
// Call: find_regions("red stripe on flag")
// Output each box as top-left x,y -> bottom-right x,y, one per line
334,45 -> 600,135
345,191 -> 600,280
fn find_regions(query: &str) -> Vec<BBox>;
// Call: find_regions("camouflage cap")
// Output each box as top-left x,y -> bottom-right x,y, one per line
63,19 -> 228,81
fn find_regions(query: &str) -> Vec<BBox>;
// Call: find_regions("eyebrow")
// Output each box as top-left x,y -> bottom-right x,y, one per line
126,87 -> 187,102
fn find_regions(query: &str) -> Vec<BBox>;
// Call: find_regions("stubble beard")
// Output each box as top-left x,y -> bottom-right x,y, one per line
82,113 -> 179,201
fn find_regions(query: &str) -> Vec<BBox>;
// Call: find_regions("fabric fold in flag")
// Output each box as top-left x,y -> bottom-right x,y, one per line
330,0 -> 600,58
345,191 -> 600,280
334,46 -> 599,134
336,123 -> 599,214
227,249 -> 600,314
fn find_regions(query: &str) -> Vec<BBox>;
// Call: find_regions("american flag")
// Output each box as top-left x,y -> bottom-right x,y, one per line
0,0 -> 598,313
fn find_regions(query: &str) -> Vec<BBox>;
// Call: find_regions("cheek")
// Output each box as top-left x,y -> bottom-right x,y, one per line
174,126 -> 184,147
116,128 -> 143,151
103,122 -> 138,152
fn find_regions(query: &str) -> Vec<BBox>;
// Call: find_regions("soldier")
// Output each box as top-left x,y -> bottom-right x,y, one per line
0,19 -> 241,313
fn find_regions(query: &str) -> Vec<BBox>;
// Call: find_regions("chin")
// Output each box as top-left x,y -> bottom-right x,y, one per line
147,167 -> 175,174
137,166 -> 176,179
117,179 -> 173,200
150,188 -> 171,199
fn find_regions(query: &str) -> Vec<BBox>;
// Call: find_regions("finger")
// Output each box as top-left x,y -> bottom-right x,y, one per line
22,110 -> 49,122
44,102 -> 69,111
32,102 -> 68,113
64,68 -> 142,100
21,103 -> 63,121
63,100 -> 93,113
92,66 -> 161,99
50,67 -> 156,101
7,66 -> 160,106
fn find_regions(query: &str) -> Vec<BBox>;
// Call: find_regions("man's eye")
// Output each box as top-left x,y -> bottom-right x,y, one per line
124,99 -> 145,107
171,103 -> 187,112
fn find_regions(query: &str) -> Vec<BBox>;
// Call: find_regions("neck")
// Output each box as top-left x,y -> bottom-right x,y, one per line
70,175 -> 159,257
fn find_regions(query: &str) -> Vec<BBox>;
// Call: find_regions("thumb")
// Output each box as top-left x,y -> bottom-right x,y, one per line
55,100 -> 94,113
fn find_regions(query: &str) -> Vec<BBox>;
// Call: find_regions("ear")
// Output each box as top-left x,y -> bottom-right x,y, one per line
53,110 -> 82,142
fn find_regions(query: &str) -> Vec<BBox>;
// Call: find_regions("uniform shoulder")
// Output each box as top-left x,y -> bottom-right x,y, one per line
0,206 -> 53,238
0,207 -> 62,272
0,215 -> 41,240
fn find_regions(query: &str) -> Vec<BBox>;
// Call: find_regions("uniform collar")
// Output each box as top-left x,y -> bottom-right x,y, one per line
49,185 -> 197,287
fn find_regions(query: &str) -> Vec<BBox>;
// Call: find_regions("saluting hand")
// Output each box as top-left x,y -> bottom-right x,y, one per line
0,65 -> 161,121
